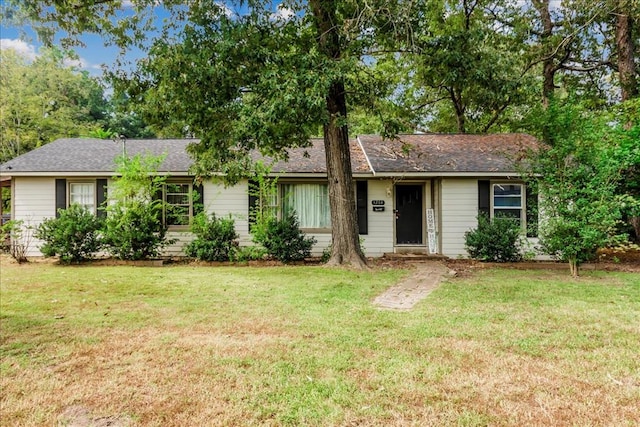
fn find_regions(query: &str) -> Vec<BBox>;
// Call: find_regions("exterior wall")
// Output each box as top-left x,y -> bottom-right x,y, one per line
193,179 -> 368,257
440,178 -> 477,258
12,177 -> 56,256
361,179 -> 394,257
161,180 -> 249,256
11,175 -> 534,260
188,179 -> 397,258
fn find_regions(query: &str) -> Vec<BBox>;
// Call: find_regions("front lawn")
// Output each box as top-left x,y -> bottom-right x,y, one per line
1,258 -> 638,426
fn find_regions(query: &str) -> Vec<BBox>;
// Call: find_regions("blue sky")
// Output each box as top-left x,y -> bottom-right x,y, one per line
0,2 -> 160,77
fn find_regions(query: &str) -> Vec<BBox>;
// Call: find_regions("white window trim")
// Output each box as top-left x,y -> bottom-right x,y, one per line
490,182 -> 525,229
163,181 -> 193,229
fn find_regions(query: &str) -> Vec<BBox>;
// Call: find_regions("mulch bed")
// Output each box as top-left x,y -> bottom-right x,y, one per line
442,247 -> 640,275
4,247 -> 639,273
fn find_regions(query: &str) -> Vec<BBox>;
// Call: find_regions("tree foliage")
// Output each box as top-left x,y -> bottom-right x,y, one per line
526,99 -> 633,276
393,0 -> 537,133
0,47 -> 107,163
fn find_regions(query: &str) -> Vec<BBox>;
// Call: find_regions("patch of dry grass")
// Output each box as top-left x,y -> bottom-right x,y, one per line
1,256 -> 638,426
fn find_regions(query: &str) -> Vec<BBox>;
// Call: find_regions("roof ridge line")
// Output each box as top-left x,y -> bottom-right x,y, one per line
356,136 -> 375,176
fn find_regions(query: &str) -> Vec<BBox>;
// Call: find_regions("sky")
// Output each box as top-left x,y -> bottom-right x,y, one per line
0,1 -> 161,77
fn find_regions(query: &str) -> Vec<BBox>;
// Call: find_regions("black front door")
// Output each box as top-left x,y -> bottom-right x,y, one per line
395,185 -> 423,245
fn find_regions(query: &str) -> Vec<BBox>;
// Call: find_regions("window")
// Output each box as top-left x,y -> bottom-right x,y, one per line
492,183 -> 523,225
480,181 -> 537,235
163,182 -> 192,226
57,179 -> 107,218
282,183 -> 330,229
69,182 -> 95,212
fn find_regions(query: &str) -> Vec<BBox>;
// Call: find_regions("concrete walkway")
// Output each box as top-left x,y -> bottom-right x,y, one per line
373,261 -> 450,311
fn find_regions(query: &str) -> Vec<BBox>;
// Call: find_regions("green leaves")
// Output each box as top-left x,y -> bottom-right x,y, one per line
465,214 -> 524,262
185,213 -> 239,262
35,204 -> 104,263
0,48 -> 107,163
103,153 -> 173,260
526,99 -> 632,274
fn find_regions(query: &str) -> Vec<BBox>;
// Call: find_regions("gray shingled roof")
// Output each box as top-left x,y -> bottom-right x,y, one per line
0,134 -> 540,176
257,138 -> 371,174
358,134 -> 539,173
0,138 -> 195,173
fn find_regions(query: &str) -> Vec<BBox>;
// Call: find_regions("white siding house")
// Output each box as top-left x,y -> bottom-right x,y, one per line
0,134 -> 541,260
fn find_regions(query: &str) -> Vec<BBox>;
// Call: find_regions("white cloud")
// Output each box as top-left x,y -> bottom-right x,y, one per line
0,38 -> 97,71
0,39 -> 38,60
217,2 -> 233,17
273,5 -> 295,21
63,57 -> 88,69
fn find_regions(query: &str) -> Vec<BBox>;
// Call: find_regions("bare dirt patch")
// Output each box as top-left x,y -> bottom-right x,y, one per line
58,405 -> 132,427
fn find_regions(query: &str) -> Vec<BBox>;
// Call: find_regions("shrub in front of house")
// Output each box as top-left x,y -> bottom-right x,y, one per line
185,212 -> 239,262
252,212 -> 316,263
35,204 -> 104,263
465,213 -> 523,262
102,199 -> 173,260
232,245 -> 268,262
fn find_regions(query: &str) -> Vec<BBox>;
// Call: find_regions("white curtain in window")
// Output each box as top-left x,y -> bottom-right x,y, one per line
69,183 -> 95,211
283,184 -> 330,228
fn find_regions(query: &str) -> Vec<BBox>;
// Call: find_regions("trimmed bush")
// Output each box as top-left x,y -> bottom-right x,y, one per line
35,204 -> 103,263
102,199 -> 172,260
465,214 -> 523,262
185,213 -> 238,261
252,212 -> 316,263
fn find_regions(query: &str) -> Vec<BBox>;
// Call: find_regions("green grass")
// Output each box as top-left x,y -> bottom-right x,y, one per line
1,259 -> 639,426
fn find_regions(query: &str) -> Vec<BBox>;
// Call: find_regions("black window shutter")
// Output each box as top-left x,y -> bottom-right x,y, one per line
55,179 -> 67,218
478,180 -> 490,217
194,183 -> 204,216
153,185 -> 164,224
248,180 -> 258,232
356,180 -> 368,235
526,185 -> 539,238
96,179 -> 107,218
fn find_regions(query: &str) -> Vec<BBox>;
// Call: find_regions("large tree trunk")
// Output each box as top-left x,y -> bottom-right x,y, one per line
450,88 -> 466,133
615,3 -> 639,233
310,0 -> 368,268
615,5 -> 637,102
533,0 -> 556,108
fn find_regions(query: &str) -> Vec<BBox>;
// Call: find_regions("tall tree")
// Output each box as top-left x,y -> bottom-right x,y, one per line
0,47 -> 108,163
394,0 -> 536,133
528,0 -> 639,108
613,0 -> 638,102
526,99 -> 632,276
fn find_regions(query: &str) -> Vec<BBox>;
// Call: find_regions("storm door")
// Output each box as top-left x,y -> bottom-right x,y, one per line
395,185 -> 423,245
